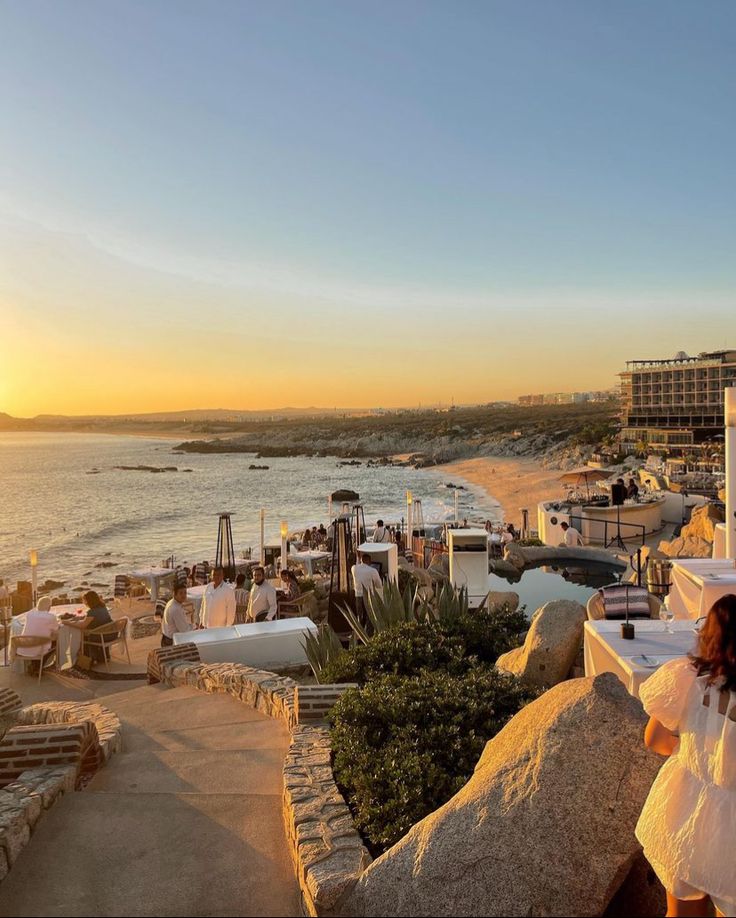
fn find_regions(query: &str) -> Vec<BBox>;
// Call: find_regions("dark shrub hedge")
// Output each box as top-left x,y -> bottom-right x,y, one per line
331,667 -> 537,852
319,605 -> 527,684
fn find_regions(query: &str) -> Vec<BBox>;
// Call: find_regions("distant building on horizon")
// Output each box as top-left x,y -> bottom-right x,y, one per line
518,389 -> 615,406
618,349 -> 736,460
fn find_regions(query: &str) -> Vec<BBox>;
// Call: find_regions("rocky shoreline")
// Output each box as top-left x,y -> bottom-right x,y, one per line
173,434 -> 595,470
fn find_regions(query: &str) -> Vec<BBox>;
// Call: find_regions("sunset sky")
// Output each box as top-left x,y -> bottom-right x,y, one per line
1,1 -> 735,416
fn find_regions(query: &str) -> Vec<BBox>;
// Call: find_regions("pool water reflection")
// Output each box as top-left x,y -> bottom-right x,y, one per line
489,562 -> 624,616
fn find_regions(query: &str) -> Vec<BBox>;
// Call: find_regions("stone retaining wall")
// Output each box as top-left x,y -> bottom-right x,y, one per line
0,689 -> 22,719
150,648 -> 369,916
147,642 -> 201,683
0,722 -> 98,787
295,685 -> 357,724
0,765 -> 77,880
0,700 -> 122,884
17,701 -> 122,767
284,725 -> 371,917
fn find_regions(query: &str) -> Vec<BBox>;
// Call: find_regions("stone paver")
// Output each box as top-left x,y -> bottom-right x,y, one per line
0,683 -> 301,917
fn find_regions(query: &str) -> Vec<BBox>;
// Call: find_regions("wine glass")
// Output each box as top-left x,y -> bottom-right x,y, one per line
659,603 -> 674,634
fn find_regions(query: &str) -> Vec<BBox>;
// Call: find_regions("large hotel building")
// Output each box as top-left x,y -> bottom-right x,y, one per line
619,349 -> 736,457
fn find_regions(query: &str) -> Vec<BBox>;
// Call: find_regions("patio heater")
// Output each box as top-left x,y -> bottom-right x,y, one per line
406,490 -> 413,551
454,489 -> 459,523
327,513 -> 356,639
215,512 -> 236,582
726,387 -> 736,560
413,498 -> 425,536
351,504 -> 366,553
520,508 -> 529,540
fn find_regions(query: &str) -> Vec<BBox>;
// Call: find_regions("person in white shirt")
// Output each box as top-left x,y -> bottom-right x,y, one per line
560,521 -> 583,547
247,566 -> 278,622
372,520 -> 390,543
15,609 -> 59,666
199,567 -> 236,628
162,585 -> 194,646
351,552 -> 383,621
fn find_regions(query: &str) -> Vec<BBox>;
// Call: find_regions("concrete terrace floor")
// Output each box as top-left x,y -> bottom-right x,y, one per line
0,628 -> 301,917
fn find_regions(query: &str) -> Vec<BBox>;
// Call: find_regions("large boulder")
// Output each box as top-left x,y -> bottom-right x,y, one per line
495,599 -> 586,688
658,535 -> 713,558
680,503 -> 724,544
484,591 -> 520,613
427,553 -> 450,579
344,674 -> 661,917
332,489 -> 360,502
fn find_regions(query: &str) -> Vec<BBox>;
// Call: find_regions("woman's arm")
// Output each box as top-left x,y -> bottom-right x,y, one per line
644,716 -> 678,756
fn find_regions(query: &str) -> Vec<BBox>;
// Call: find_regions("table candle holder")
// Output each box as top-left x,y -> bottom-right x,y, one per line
621,621 -> 635,640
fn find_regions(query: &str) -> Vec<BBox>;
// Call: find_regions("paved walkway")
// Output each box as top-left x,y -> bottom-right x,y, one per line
0,681 -> 301,917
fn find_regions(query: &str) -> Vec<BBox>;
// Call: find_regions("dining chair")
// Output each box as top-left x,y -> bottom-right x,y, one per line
10,634 -> 58,683
83,617 -> 131,671
277,590 -> 316,620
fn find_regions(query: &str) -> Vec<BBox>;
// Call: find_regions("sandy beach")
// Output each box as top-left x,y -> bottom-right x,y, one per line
437,456 -> 564,528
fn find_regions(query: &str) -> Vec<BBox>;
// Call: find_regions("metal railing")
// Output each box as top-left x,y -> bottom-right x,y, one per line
568,513 -> 646,550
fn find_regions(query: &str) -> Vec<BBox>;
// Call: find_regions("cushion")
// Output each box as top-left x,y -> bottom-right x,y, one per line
600,584 -> 651,620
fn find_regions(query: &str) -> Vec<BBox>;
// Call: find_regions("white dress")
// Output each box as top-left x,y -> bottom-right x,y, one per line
635,657 -> 736,913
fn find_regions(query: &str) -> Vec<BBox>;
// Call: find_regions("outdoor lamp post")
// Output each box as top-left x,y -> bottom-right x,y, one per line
30,549 -> 38,605
260,509 -> 266,566
726,387 -> 736,560
327,495 -> 333,522
454,488 -> 459,523
280,520 -> 289,572
406,490 -> 413,551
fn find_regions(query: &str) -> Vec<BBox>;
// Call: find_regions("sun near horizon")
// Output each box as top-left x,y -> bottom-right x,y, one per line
2,1 -> 734,417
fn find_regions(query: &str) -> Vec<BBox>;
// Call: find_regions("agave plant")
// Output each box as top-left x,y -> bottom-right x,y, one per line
339,579 -> 420,644
418,581 -> 470,623
302,623 -> 344,683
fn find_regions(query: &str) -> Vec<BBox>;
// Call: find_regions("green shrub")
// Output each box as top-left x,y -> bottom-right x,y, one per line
331,668 -> 537,852
319,606 -> 527,684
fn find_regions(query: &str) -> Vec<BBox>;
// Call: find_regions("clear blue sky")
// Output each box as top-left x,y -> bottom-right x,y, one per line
1,0 -> 734,413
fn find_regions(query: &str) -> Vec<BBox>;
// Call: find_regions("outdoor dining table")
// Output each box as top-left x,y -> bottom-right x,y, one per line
287,549 -> 330,575
583,619 -> 697,699
129,566 -> 176,602
668,559 -> 736,620
712,523 -> 727,560
186,584 -> 207,617
9,603 -> 87,672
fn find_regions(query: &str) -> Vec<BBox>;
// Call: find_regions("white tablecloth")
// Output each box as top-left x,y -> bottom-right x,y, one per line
584,619 -> 697,698
288,550 -> 330,575
10,604 -> 86,671
129,567 -> 176,602
668,559 -> 736,619
187,585 -> 207,616
712,523 -> 727,559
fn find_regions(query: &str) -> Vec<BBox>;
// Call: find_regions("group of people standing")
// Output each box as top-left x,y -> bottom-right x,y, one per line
160,565 -> 299,646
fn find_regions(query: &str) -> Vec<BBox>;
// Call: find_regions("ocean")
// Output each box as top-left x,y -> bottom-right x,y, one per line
0,432 -> 500,591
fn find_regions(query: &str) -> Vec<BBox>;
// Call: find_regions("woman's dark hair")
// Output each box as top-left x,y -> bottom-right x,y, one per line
281,569 -> 298,583
235,573 -> 246,588
690,594 -> 736,692
83,590 -> 105,609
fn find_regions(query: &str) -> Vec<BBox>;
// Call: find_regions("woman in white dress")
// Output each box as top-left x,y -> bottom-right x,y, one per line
636,593 -> 736,917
